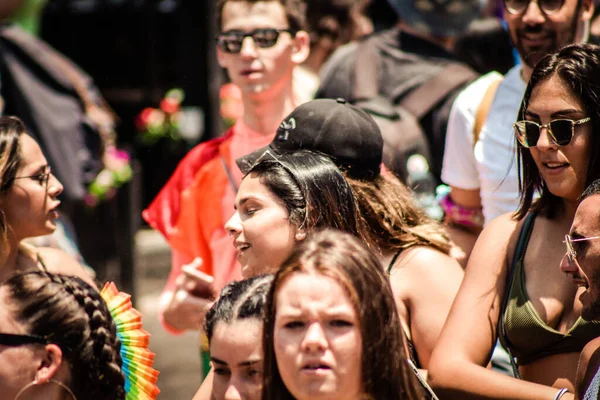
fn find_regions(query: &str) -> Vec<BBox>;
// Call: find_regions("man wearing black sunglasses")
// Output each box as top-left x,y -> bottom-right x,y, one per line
142,0 -> 309,341
441,0 -> 593,260
560,179 -> 600,399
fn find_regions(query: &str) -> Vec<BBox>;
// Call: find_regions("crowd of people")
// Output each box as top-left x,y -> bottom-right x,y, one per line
4,0 -> 600,399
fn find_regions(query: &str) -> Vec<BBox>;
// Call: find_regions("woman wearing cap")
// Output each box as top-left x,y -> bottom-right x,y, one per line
192,149 -> 370,400
237,99 -> 463,373
225,149 -> 370,278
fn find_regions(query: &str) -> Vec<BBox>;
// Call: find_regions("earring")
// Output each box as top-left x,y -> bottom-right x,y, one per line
14,379 -> 77,400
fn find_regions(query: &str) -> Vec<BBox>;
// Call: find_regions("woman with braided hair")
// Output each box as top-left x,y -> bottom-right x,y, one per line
0,270 -> 125,400
202,274 -> 273,400
0,115 -> 93,286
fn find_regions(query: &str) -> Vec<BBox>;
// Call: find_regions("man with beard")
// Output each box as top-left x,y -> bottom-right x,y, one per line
441,0 -> 594,260
560,179 -> 600,399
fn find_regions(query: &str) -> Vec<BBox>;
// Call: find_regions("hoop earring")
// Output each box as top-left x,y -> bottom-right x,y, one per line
14,378 -> 77,400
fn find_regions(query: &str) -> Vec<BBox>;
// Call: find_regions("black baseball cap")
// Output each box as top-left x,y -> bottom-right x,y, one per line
236,98 -> 383,179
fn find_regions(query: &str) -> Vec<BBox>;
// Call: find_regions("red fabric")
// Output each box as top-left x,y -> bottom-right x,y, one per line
141,128 -> 235,240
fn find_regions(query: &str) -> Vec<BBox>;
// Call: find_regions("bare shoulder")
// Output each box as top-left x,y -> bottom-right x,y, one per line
391,246 -> 462,276
389,246 -> 463,298
469,212 -> 522,268
577,338 -> 600,398
37,247 -> 97,288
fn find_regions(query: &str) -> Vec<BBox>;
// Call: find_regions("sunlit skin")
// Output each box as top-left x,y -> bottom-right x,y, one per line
225,173 -> 302,278
0,287 -> 68,400
274,273 -> 362,400
525,74 -> 592,203
217,1 -> 302,99
210,319 -> 263,400
428,74 -> 594,399
560,195 -> 600,321
503,0 -> 593,73
0,135 -> 63,241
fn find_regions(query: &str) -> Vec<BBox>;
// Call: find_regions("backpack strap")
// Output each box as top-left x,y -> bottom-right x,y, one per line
399,63 -> 478,120
473,76 -> 503,147
352,37 -> 380,101
352,37 -> 478,117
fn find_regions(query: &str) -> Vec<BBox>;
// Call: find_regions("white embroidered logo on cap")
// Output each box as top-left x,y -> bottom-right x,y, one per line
277,117 -> 296,141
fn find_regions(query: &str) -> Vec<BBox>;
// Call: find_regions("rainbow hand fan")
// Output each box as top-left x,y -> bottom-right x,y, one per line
101,282 -> 160,399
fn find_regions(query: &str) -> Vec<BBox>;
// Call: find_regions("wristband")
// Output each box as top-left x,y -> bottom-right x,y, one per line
553,388 -> 569,400
439,192 -> 484,228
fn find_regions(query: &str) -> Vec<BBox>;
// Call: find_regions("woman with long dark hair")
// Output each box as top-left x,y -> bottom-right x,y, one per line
429,43 -> 600,399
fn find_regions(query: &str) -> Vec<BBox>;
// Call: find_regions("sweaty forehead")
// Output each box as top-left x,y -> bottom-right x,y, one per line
573,195 -> 600,235
221,1 -> 288,31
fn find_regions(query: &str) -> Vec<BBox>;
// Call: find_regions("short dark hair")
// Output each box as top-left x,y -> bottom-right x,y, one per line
304,0 -> 369,49
205,274 -> 273,342
581,179 -> 600,202
261,229 -> 424,400
216,0 -> 307,32
515,43 -> 600,220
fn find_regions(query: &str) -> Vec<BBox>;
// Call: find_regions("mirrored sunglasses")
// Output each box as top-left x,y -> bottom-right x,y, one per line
215,28 -> 295,53
503,0 -> 565,15
513,117 -> 590,148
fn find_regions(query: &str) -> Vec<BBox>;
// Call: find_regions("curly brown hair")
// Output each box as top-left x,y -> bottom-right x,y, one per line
346,173 -> 452,255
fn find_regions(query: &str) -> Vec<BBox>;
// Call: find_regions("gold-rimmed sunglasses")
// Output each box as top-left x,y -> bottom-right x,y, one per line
564,234 -> 600,263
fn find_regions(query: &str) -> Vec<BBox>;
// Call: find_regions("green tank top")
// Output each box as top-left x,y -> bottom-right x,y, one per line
500,213 -> 600,365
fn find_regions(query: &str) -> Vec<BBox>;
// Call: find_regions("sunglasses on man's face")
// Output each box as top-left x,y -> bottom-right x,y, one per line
513,117 -> 591,148
503,0 -> 565,15
564,234 -> 600,263
0,332 -> 49,347
215,28 -> 295,53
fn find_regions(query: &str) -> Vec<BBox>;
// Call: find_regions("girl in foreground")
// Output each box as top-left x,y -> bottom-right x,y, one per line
262,229 -> 424,399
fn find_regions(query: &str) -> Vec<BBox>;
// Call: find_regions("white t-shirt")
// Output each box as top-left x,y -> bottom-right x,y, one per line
441,66 -> 527,225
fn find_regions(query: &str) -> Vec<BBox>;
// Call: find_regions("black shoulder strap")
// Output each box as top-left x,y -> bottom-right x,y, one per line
399,63 -> 478,119
352,37 -> 477,118
499,212 -> 537,379
352,37 -> 380,101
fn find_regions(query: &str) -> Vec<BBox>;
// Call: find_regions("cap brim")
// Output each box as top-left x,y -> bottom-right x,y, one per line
236,144 -> 273,175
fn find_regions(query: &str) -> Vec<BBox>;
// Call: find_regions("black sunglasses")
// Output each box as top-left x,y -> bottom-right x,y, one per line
513,117 -> 590,148
0,332 -> 49,347
215,28 -> 295,53
503,0 -> 565,15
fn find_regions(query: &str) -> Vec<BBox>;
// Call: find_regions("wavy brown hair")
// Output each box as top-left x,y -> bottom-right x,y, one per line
262,229 -> 424,400
1,271 -> 126,400
346,172 -> 452,255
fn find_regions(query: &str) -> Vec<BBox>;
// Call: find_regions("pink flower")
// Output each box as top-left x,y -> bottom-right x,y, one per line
160,98 -> 180,114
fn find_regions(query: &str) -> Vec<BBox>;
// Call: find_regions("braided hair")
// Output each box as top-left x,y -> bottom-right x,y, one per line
205,274 -> 273,343
2,271 -> 126,400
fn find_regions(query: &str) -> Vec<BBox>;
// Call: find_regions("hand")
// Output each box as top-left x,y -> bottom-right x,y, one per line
162,258 -> 215,331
